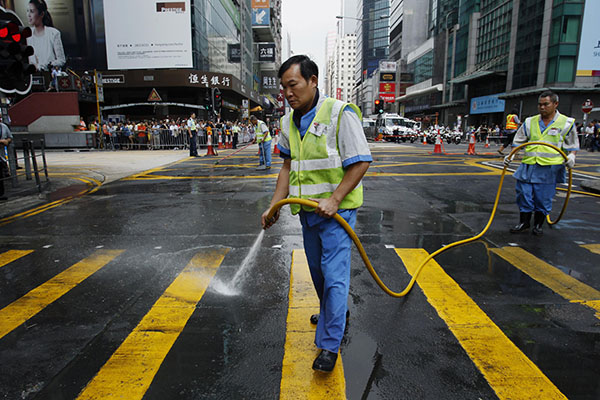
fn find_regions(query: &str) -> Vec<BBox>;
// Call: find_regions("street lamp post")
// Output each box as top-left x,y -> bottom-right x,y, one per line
442,9 -> 459,124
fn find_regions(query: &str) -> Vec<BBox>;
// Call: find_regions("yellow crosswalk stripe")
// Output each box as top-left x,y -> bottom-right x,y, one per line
395,248 -> 567,400
0,249 -> 124,340
492,247 -> 600,317
0,250 -> 34,269
581,243 -> 600,255
77,248 -> 229,400
279,250 -> 346,400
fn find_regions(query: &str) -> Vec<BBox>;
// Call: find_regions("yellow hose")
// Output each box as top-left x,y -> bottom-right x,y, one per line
265,142 -> 573,298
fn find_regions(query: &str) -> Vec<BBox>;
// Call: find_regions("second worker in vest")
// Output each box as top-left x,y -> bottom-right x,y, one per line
251,115 -> 272,170
504,91 -> 579,235
498,107 -> 521,155
261,55 -> 372,372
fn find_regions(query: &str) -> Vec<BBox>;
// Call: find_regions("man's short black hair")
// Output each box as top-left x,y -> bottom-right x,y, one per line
539,90 -> 559,103
278,55 -> 319,81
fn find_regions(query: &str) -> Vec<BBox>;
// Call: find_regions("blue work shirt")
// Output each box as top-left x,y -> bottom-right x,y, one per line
513,114 -> 575,184
278,98 -> 372,227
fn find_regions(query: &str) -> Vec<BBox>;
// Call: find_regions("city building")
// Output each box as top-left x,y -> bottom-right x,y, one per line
327,34 -> 358,102
10,0 -> 283,128
353,0 -> 390,114
399,0 -> 600,128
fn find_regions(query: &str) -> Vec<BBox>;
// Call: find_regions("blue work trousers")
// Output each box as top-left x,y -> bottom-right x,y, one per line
515,179 -> 556,215
301,211 -> 356,353
258,139 -> 272,167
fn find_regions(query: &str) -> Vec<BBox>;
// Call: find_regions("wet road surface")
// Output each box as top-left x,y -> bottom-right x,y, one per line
1,142 -> 599,399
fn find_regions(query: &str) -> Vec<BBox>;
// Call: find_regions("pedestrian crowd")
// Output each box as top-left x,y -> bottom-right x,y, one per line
83,117 -> 264,151
577,120 -> 600,152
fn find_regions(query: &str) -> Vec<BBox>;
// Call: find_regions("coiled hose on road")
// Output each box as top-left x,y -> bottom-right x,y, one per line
265,142 -> 589,298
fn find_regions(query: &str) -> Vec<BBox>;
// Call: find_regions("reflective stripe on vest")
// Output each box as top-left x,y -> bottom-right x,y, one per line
255,120 -> 272,142
522,114 -> 574,166
284,97 -> 363,214
506,114 -> 518,130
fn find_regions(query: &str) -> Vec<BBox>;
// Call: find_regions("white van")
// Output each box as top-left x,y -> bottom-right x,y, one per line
376,113 -> 418,142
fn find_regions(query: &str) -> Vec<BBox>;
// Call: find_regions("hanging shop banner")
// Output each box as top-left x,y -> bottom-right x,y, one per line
228,44 -> 241,63
252,0 -> 270,7
379,61 -> 397,73
576,0 -> 600,76
252,8 -> 270,26
336,88 -> 342,100
261,70 -> 279,94
379,83 -> 396,93
258,43 -> 276,62
103,0 -> 192,69
380,93 -> 395,103
380,72 -> 396,82
470,94 -> 506,114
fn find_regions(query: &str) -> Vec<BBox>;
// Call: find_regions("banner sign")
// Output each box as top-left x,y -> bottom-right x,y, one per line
252,0 -> 270,7
380,72 -> 396,82
380,93 -> 395,102
258,43 -> 276,62
379,83 -> 396,93
379,61 -> 397,73
252,8 -> 270,26
104,0 -> 192,69
336,88 -> 342,100
261,70 -> 279,94
576,0 -> 600,76
470,94 -> 505,114
228,44 -> 241,63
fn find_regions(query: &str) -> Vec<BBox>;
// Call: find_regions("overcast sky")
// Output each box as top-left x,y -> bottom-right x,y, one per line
281,0 -> 342,87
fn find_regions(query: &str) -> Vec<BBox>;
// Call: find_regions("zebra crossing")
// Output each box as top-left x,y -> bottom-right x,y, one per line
0,243 -> 598,399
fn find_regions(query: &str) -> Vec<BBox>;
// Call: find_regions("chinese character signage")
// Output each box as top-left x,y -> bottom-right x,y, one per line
258,43 -> 276,62
470,94 -> 506,114
379,83 -> 396,93
187,72 -> 231,88
261,70 -> 279,94
228,44 -> 241,63
379,61 -> 397,73
336,88 -> 342,100
252,8 -> 270,26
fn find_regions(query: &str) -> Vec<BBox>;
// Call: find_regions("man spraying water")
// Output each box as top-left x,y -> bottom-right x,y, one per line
261,55 -> 372,372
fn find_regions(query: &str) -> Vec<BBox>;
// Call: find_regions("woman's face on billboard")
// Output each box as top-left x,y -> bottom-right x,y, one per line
27,3 -> 43,27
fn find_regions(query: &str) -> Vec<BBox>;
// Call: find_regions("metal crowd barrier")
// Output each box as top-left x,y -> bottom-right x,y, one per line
2,139 -> 49,194
99,128 -> 255,151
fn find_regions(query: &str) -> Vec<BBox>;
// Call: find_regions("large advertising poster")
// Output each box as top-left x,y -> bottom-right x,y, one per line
8,0 -> 75,71
104,0 -> 192,70
576,0 -> 600,76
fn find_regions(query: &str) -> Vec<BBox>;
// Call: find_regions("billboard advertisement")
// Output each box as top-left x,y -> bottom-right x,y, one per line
252,8 -> 270,26
576,0 -> 600,76
252,0 -> 270,7
379,82 -> 396,93
261,70 -> 279,94
103,0 -> 193,70
470,94 -> 505,114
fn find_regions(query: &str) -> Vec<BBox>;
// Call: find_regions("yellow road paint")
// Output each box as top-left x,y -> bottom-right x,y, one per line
581,244 -> 600,255
0,249 -> 123,339
395,248 -> 566,400
279,250 -> 346,400
0,250 -> 34,269
77,248 -> 229,400
492,247 -> 600,317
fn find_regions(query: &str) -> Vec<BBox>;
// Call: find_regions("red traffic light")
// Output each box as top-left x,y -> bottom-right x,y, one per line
374,99 -> 381,105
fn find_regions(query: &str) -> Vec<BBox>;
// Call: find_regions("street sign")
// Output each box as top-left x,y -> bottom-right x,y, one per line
582,99 -> 593,114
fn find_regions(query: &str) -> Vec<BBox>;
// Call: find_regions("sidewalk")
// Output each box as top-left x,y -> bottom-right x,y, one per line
1,149 -> 191,219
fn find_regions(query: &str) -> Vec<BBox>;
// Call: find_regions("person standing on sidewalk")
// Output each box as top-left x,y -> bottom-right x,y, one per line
504,91 -> 579,235
251,115 -> 272,170
187,113 -> 198,157
261,55 -> 371,372
0,121 -> 13,201
498,107 -> 521,155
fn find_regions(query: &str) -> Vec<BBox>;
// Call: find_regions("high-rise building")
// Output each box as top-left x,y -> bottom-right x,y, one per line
399,0 -> 599,128
327,34 -> 358,102
353,0 -> 390,113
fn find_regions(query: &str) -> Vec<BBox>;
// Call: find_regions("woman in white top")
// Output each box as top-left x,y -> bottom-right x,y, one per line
26,0 -> 66,71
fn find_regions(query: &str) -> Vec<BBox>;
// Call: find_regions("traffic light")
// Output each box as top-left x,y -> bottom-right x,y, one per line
0,19 -> 35,94
374,98 -> 384,114
204,90 -> 212,112
212,87 -> 222,115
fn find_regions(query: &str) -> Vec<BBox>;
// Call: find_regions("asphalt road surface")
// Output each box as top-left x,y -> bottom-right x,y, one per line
1,141 -> 599,399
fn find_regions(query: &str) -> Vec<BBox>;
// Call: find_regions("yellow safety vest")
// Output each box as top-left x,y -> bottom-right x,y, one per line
282,97 -> 364,214
506,114 -> 518,130
255,120 -> 272,143
522,114 -> 574,166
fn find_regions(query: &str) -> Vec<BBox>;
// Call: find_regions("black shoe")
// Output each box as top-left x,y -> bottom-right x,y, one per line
510,212 -> 532,233
312,350 -> 338,372
310,310 -> 350,325
532,211 -> 545,236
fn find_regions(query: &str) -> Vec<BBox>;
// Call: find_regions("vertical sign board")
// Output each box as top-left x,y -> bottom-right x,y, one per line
252,8 -> 270,26
103,0 -> 193,69
576,0 -> 600,77
258,43 -> 276,62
